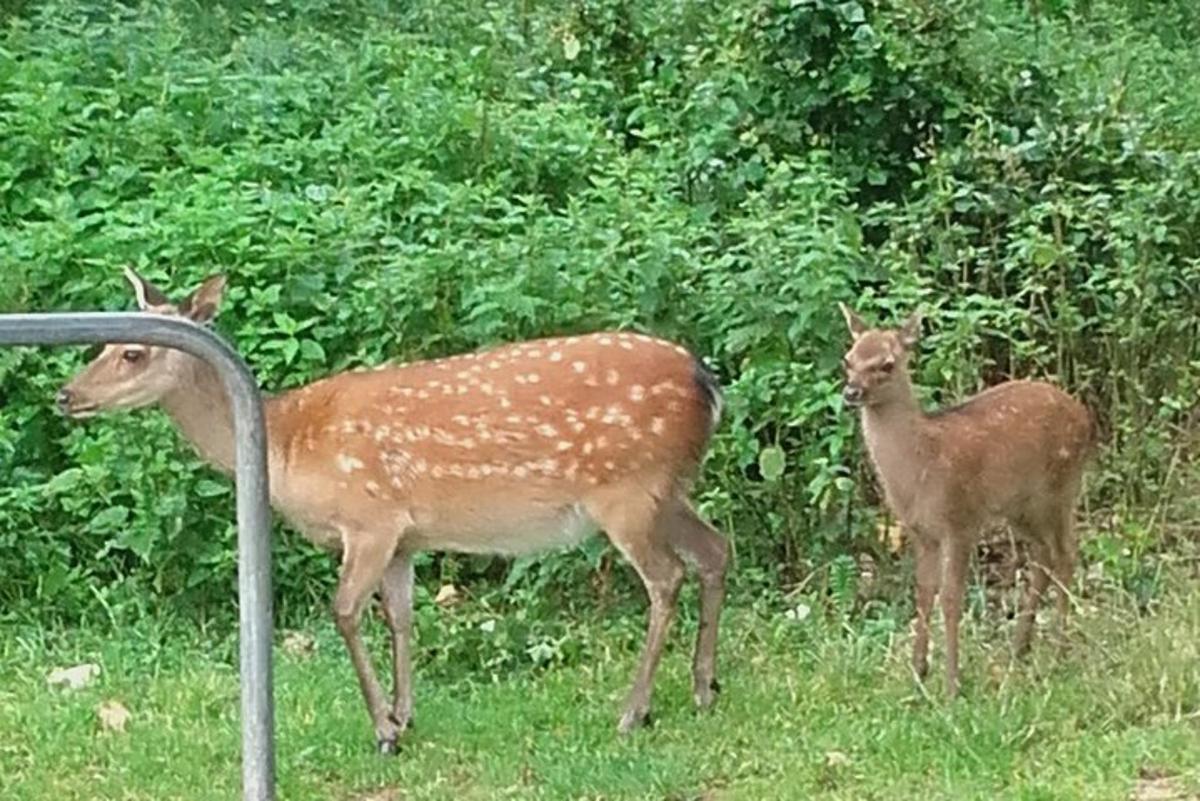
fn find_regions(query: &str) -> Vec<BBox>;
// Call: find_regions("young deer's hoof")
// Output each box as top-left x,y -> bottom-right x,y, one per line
693,678 -> 721,710
375,714 -> 407,755
391,710 -> 414,735
617,706 -> 653,735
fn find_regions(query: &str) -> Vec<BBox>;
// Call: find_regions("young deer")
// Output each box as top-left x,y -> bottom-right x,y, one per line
838,305 -> 1093,697
58,270 -> 730,751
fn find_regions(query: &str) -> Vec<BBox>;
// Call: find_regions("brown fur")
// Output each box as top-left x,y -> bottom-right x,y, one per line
839,304 -> 1093,697
59,270 -> 730,751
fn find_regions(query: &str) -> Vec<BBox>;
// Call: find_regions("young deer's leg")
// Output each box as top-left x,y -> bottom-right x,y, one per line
333,531 -> 400,753
590,493 -> 685,734
1012,535 -> 1052,659
379,550 -> 416,737
911,533 -> 941,682
663,497 -> 730,710
940,537 -> 971,698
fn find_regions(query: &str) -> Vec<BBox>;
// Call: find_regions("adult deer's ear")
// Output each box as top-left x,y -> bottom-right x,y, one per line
838,302 -> 868,341
179,275 -> 227,325
123,267 -> 171,310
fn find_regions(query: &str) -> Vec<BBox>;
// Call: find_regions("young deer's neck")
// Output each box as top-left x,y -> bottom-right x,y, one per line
159,356 -> 240,474
859,371 -> 929,513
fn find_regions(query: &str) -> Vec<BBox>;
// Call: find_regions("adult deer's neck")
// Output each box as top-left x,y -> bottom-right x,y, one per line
859,372 -> 929,513
159,356 -> 241,474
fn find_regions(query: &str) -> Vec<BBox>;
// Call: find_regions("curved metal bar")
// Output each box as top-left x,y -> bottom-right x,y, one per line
0,312 -> 275,801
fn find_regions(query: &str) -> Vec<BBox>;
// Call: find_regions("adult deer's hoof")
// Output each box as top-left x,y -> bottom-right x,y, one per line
617,706 -> 653,735
693,678 -> 721,710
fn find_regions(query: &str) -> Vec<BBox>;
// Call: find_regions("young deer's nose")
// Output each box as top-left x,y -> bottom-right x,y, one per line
56,388 -> 73,411
842,385 -> 864,406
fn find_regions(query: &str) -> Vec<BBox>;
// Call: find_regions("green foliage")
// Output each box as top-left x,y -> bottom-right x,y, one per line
0,0 -> 1197,623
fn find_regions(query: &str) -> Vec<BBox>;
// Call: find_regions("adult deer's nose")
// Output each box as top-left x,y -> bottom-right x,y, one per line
842,385 -> 864,407
56,388 -> 73,412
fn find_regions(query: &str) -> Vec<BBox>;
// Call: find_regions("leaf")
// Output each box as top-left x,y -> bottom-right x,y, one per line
90,506 -> 129,532
435,584 -> 461,606
282,630 -> 316,659
195,479 -> 229,498
299,339 -> 326,363
281,338 -> 300,364
97,700 -> 131,733
562,32 -> 581,62
758,445 -> 786,482
47,663 -> 101,690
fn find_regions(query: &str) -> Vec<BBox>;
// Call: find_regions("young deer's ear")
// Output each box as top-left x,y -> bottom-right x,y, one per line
123,267 -> 171,310
898,310 -> 923,349
179,275 -> 227,325
838,302 -> 868,341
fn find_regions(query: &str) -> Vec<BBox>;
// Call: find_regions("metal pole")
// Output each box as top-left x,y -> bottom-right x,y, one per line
0,312 -> 276,801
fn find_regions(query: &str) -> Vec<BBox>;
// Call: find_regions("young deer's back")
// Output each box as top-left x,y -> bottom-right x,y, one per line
266,332 -> 719,552
865,379 -> 1093,530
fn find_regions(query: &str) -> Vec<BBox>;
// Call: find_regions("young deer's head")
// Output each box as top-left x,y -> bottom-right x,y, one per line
838,303 -> 922,408
57,269 -> 227,418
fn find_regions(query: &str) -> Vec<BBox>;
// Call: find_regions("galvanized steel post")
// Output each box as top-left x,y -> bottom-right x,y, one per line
0,312 -> 276,801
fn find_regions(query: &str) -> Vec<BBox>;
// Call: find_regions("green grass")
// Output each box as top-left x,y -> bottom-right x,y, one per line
1,584 -> 1198,801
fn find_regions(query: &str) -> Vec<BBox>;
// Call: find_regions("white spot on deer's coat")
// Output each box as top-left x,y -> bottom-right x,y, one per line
337,454 -> 365,474
572,361 -> 587,373
598,336 -> 613,346
629,385 -> 646,401
549,351 -> 563,362
605,369 -> 620,385
651,417 -> 666,435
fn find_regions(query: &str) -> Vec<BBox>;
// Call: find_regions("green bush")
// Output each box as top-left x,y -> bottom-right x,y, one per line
0,0 -> 1196,627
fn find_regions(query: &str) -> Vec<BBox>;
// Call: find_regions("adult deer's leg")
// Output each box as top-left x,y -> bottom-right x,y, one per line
333,530 -> 400,753
663,497 -> 730,709
912,533 -> 941,682
590,492 -> 685,734
379,549 -> 416,737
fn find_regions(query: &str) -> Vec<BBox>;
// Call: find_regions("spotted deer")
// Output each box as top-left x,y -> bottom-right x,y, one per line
58,270 -> 730,751
838,305 -> 1094,697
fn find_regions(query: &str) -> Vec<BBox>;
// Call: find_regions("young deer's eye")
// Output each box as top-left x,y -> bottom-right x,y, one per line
122,349 -> 145,364
879,361 -> 894,374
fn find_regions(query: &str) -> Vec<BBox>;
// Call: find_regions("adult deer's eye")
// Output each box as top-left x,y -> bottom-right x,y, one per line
122,349 -> 145,364
879,360 -> 894,373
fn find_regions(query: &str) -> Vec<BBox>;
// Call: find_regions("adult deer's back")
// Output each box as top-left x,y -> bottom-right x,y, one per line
839,304 -> 1093,696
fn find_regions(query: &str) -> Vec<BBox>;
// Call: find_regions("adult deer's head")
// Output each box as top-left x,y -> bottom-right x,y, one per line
56,269 -> 226,418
